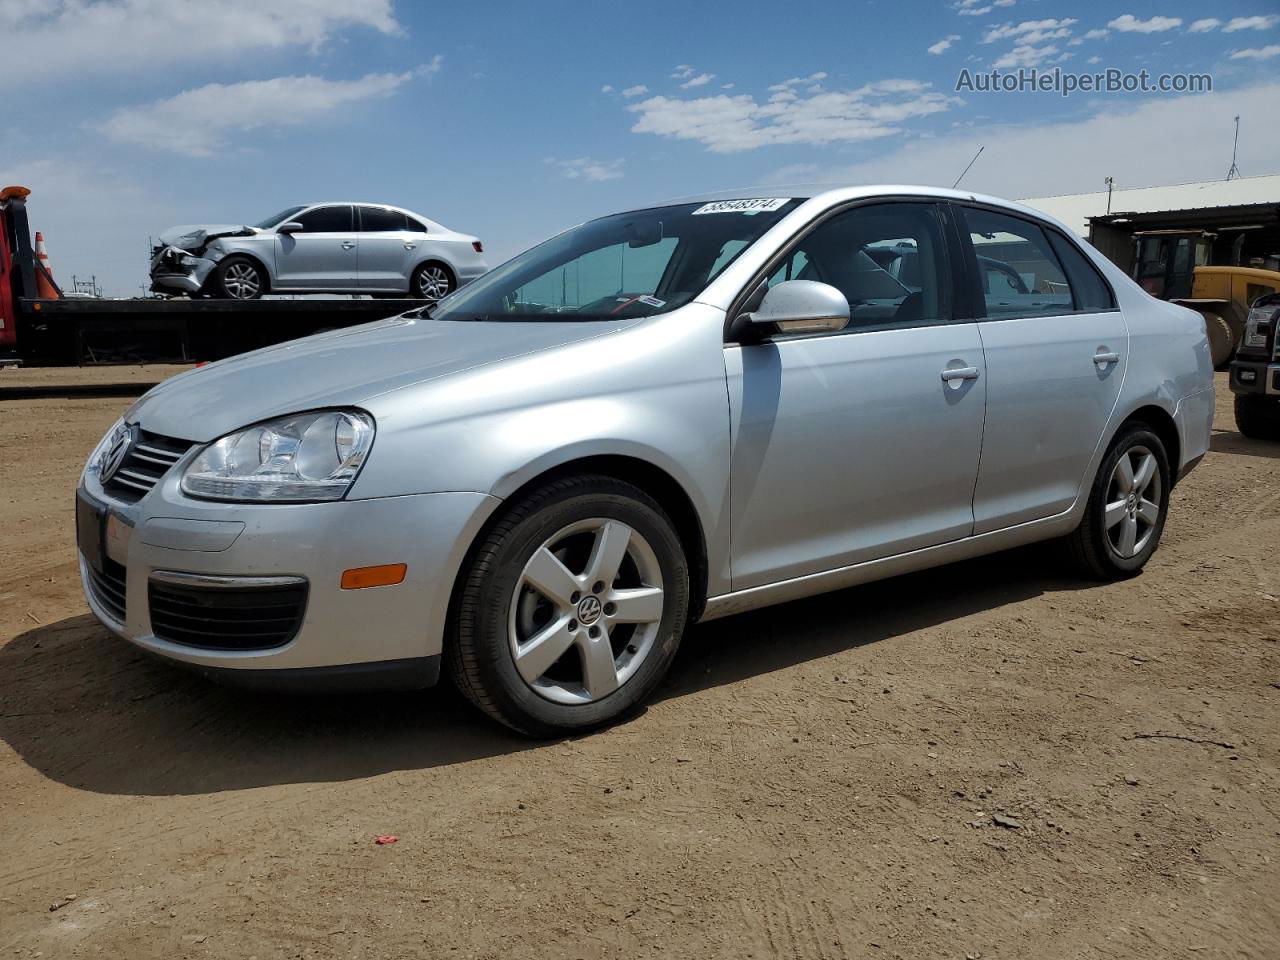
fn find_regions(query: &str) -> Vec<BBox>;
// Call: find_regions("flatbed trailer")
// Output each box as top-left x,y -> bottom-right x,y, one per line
1,187 -> 419,367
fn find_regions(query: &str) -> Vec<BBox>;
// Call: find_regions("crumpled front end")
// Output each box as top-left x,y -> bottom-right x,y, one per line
149,245 -> 218,295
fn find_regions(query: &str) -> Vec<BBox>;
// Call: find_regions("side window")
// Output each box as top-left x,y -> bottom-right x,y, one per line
404,216 -> 428,233
1046,231 -> 1115,311
959,208 -> 1073,319
360,206 -> 405,232
295,206 -> 353,233
768,202 -> 948,329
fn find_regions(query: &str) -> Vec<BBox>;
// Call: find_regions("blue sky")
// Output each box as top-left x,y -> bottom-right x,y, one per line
4,0 -> 1279,295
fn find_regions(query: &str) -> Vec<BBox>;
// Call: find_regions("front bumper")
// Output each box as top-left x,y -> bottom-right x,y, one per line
1228,360 -> 1280,396
77,460 -> 498,686
149,246 -> 216,295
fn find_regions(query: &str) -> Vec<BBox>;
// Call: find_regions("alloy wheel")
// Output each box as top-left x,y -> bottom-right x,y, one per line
1104,444 -> 1162,559
223,262 -> 261,299
508,518 -> 665,705
417,265 -> 452,300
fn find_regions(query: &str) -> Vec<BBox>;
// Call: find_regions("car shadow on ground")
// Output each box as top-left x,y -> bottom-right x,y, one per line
1210,428 -> 1280,460
0,545 -> 1087,797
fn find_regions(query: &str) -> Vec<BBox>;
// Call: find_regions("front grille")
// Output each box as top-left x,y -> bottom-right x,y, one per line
148,577 -> 308,651
85,557 -> 128,623
104,429 -> 194,503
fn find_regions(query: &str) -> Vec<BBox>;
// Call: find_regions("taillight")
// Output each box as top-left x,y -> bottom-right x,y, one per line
472,240 -> 484,254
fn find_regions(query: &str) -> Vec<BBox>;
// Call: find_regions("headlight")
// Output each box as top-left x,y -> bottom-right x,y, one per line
182,410 -> 374,503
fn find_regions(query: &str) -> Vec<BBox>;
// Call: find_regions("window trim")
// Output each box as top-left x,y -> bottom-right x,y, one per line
948,200 -> 1119,323
724,195 -> 958,344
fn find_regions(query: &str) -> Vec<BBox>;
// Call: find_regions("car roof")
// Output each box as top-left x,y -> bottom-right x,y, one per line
621,183 -> 1079,242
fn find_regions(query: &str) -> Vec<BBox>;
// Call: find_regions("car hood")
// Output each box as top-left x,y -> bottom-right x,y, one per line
158,223 -> 258,251
127,316 -> 637,442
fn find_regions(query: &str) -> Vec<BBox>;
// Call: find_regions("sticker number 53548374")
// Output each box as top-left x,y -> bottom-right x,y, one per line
691,198 -> 790,215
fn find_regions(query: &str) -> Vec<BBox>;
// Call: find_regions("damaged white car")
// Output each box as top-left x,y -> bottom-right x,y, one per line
149,203 -> 488,300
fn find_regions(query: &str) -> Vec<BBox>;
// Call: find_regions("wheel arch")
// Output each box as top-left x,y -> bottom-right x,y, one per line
446,454 -> 711,629
411,257 -> 456,285
1114,403 -> 1181,485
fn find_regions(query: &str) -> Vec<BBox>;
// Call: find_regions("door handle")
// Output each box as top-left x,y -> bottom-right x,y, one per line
403,242 -> 417,250
340,241 -> 356,250
1094,349 -> 1120,366
941,366 -> 980,382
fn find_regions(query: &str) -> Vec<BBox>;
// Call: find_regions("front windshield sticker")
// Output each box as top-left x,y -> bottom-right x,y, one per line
692,198 -> 791,216
638,295 -> 666,307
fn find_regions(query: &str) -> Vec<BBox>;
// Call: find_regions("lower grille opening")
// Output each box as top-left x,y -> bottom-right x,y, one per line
86,557 -> 128,623
148,575 -> 308,651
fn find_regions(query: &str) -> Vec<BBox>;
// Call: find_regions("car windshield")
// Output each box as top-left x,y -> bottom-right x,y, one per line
430,199 -> 803,322
254,206 -> 306,230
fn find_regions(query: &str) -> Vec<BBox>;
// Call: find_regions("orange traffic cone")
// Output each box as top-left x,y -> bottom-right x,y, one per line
33,230 -> 61,299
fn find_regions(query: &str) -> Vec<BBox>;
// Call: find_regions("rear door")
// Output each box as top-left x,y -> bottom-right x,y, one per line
356,205 -> 417,292
273,205 -> 357,290
951,203 -> 1127,533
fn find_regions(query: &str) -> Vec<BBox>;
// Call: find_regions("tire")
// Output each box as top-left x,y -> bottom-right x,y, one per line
211,255 -> 266,300
410,261 -> 455,302
1235,395 -> 1280,441
447,475 -> 690,737
1199,310 -> 1236,369
1064,423 -> 1171,580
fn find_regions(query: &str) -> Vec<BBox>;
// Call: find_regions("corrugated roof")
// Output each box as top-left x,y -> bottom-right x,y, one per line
1020,173 -> 1280,236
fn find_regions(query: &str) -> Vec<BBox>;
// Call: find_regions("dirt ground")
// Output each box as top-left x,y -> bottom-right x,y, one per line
1,366 -> 1277,960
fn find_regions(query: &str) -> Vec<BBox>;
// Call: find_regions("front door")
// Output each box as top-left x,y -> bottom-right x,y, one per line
726,201 -> 987,590
953,204 -> 1128,533
273,204 -> 358,290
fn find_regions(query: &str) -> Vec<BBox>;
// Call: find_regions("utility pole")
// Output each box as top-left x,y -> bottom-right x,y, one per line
1104,176 -> 1115,215
1226,115 -> 1242,181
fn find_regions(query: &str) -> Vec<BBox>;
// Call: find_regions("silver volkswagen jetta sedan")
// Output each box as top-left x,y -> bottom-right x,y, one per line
80,186 -> 1214,736
149,202 -> 488,300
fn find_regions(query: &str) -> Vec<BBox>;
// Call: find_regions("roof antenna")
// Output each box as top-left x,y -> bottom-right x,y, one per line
952,145 -> 984,189
1226,115 -> 1242,181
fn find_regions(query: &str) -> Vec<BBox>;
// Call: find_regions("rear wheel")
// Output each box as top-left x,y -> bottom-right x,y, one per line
1064,423 -> 1170,580
1234,395 -> 1280,441
447,475 -> 690,737
212,255 -> 266,300
410,261 -> 455,302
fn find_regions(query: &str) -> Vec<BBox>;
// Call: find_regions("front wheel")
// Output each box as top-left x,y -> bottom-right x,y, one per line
1235,395 -> 1280,441
211,255 -> 266,300
447,475 -> 690,737
410,261 -> 455,302
1064,423 -> 1170,580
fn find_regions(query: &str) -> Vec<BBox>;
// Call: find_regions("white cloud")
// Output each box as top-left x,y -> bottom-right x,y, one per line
548,157 -> 625,182
0,0 -> 400,82
956,0 -> 1014,15
983,18 -> 1076,44
1224,15 -> 1279,32
1107,14 -> 1182,34
929,34 -> 961,55
758,81 -> 1280,212
1230,44 -> 1280,59
1087,54 -> 1101,64
670,64 -> 695,80
1082,28 -> 1110,40
1188,18 -> 1222,33
621,84 -> 649,98
600,84 -> 614,93
627,78 -> 958,153
680,72 -> 715,89
98,68 -> 424,156
992,44 -> 1066,68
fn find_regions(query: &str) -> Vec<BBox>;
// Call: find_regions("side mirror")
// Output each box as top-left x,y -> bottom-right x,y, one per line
735,280 -> 850,340
277,221 -> 304,234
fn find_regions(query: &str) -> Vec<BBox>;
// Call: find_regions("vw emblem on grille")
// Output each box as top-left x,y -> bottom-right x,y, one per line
98,423 -> 136,483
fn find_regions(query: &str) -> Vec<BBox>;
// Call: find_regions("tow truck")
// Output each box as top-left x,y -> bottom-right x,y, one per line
1,186 -> 421,366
